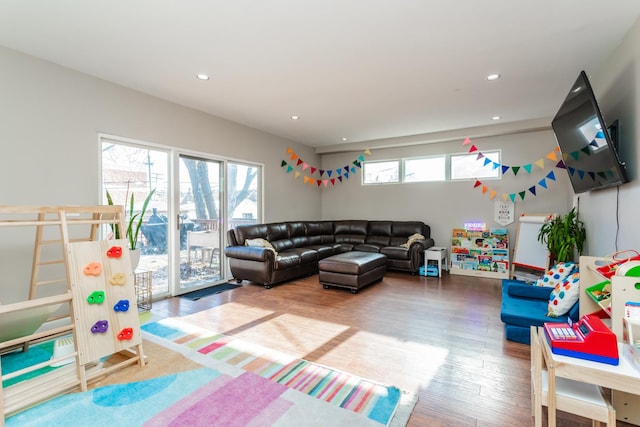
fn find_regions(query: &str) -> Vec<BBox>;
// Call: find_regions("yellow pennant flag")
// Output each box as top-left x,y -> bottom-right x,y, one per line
534,159 -> 545,169
364,148 -> 372,155
294,171 -> 301,179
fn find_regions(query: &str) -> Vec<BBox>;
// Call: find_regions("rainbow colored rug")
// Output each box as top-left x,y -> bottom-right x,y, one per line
140,316 -> 416,426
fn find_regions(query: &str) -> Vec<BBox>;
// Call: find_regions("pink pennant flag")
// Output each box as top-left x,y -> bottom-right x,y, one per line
302,163 -> 309,170
463,137 -> 471,145
323,180 -> 328,187
469,145 -> 478,153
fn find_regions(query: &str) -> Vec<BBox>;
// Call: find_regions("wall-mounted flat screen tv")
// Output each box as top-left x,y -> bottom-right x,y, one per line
551,70 -> 629,194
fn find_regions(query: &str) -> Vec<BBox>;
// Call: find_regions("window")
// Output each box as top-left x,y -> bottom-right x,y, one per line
403,156 -> 445,182
363,160 -> 399,184
450,150 -> 501,180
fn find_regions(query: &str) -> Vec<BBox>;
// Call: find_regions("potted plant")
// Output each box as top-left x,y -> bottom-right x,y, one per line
537,207 -> 586,263
106,185 -> 155,270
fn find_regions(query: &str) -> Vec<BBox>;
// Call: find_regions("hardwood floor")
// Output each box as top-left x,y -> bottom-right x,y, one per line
148,271 -> 625,426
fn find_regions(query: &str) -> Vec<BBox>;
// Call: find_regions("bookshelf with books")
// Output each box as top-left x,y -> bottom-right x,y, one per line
450,227 -> 509,280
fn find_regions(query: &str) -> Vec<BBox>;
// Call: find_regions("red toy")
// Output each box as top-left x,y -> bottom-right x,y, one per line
544,314 -> 619,365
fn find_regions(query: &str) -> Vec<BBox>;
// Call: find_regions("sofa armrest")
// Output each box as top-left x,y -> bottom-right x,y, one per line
409,238 -> 435,251
224,245 -> 275,262
504,280 -> 552,300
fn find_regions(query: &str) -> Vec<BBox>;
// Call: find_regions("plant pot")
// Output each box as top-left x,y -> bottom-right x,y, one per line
130,248 -> 141,272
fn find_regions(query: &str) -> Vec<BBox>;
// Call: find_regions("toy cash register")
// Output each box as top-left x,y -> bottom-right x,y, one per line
544,314 -> 619,365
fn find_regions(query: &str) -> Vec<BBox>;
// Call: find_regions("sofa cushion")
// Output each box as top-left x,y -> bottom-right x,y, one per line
353,243 -> 384,253
547,271 -> 580,317
334,220 -> 368,244
506,281 -> 553,300
380,246 -> 410,260
534,262 -> 577,287
234,224 -> 268,245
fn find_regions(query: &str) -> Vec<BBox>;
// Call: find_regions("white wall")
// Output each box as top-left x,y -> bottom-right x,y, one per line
320,130 -> 574,252
0,45 -> 321,302
578,18 -> 640,256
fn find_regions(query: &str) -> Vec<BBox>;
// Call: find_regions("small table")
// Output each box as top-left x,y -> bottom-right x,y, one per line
425,247 -> 449,278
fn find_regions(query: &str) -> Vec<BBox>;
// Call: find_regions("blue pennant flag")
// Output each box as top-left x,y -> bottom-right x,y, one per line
546,171 -> 556,181
538,179 -> 547,189
327,170 -> 333,177
492,162 -> 500,170
501,165 -> 510,174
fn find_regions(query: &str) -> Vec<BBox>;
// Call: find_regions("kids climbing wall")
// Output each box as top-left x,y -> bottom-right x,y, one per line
67,239 -> 142,365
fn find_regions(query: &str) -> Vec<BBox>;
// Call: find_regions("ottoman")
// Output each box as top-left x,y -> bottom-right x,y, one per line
318,251 -> 387,293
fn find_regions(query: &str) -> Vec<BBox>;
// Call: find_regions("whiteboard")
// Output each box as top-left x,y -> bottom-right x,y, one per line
512,213 -> 555,274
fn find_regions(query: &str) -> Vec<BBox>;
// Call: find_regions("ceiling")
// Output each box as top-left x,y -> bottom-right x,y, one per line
1,1 -> 640,151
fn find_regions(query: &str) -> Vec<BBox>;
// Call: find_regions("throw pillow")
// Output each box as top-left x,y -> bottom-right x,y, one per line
245,238 -> 278,255
534,262 -> 577,287
547,271 -> 580,317
400,233 -> 425,249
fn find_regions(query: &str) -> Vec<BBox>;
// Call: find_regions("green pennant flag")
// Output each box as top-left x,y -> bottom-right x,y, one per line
570,151 -> 580,160
281,160 -> 287,167
580,147 -> 591,156
512,166 -> 520,176
519,191 -> 526,200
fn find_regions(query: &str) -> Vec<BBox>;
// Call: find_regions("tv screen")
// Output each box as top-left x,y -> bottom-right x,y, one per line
551,70 -> 629,194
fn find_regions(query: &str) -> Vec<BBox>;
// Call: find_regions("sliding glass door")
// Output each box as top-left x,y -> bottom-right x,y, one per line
177,155 -> 224,293
101,139 -> 171,299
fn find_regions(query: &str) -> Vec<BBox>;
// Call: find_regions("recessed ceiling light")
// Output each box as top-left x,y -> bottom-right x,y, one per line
196,73 -> 210,80
290,115 -> 300,120
342,137 -> 348,141
492,116 -> 501,120
487,74 -> 501,81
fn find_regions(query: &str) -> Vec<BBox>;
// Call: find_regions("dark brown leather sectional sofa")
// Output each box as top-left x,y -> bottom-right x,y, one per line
225,220 -> 434,288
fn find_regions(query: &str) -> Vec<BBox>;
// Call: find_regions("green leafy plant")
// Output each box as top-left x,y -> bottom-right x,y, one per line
537,208 -> 586,263
106,184 -> 156,250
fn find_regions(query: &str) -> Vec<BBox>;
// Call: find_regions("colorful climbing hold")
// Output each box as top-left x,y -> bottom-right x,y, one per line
109,273 -> 126,286
117,327 -> 134,341
87,290 -> 105,304
91,320 -> 109,334
113,299 -> 130,312
83,262 -> 102,276
106,246 -> 123,258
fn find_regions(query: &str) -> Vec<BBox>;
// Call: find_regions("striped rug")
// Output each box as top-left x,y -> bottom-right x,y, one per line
141,317 -> 408,425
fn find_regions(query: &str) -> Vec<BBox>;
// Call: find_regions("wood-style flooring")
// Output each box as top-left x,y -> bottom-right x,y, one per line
149,271 -> 630,427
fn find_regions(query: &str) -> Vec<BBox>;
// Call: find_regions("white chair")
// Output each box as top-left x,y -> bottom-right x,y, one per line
530,326 -> 616,427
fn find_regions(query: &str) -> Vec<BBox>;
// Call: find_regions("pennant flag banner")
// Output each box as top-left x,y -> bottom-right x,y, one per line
463,137 -> 563,202
280,148 -> 372,189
